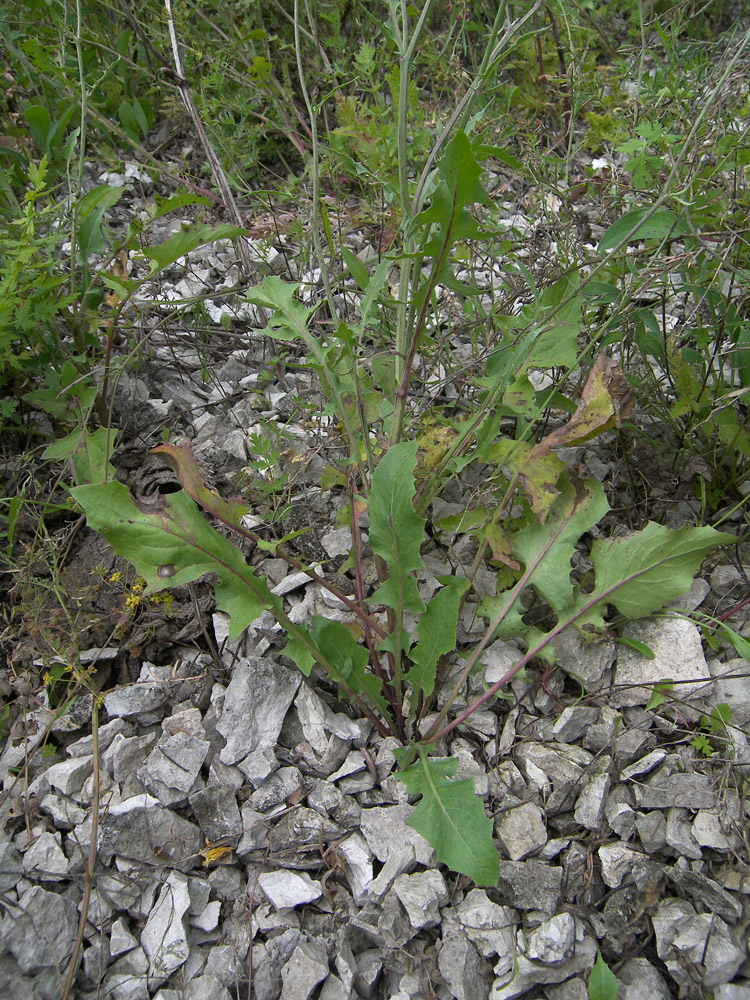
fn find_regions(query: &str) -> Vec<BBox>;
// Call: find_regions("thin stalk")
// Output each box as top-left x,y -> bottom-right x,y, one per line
61,699 -> 100,1000
392,0 -> 436,406
67,0 -> 88,350
163,0 -> 255,280
294,0 -> 338,323
294,0 -> 372,489
390,1 -> 541,448
350,481 -> 396,704
415,22 -> 750,513
421,508 -> 571,743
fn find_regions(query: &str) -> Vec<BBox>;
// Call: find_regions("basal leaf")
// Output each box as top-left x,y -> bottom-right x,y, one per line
534,355 -> 635,451
72,482 -> 273,638
398,751 -> 499,886
585,523 -> 734,619
409,579 -> 467,698
150,441 -> 249,529
478,591 -> 553,664
369,441 -> 426,615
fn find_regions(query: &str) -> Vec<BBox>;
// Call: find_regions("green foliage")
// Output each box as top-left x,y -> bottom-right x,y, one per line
0,158 -> 76,422
71,442 -> 732,881
12,0 -> 746,892
589,951 -> 618,1000
397,748 -> 499,886
691,703 -> 731,757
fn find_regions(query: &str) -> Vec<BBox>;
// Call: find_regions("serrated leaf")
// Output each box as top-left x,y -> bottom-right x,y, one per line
478,590 -> 553,663
369,441 -> 426,615
512,476 -> 610,612
244,275 -> 313,341
71,482 -> 273,639
308,616 -> 390,719
398,752 -> 499,886
585,523 -> 734,619
588,951 -> 618,1000
409,579 -> 467,697
412,130 -> 492,248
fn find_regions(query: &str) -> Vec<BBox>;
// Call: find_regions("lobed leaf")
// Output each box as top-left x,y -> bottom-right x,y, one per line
368,441 -> 427,615
584,522 -> 734,619
72,482 -> 274,639
512,476 -> 610,612
398,752 -> 499,886
309,616 -> 390,719
409,578 -> 467,698
244,275 -> 313,341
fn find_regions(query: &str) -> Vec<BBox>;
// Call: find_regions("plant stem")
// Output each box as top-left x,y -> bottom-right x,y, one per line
61,699 -> 100,1000
163,0 -> 255,281
421,507 -> 571,742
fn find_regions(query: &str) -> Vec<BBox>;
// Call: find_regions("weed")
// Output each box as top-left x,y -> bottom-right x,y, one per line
7,0 -> 749,892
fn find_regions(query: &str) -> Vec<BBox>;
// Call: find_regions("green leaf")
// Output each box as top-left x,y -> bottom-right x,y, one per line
71,482 -> 274,639
691,733 -> 714,757
409,578 -> 467,698
309,616 -> 390,719
44,427 -> 117,485
244,276 -> 314,342
78,184 -> 126,220
599,207 -> 688,252
341,245 -> 370,290
398,750 -> 499,886
645,680 -> 673,712
588,951 -> 618,1000
140,223 -> 247,273
368,441 -> 426,615
584,523 -> 734,619
358,257 -> 392,331
152,190 -> 212,219
710,703 -> 731,731
413,130 -> 492,241
24,105 -> 50,153
512,477 -> 610,612
616,637 -> 655,659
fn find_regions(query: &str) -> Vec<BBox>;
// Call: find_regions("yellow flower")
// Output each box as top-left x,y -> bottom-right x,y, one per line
108,571 -> 123,584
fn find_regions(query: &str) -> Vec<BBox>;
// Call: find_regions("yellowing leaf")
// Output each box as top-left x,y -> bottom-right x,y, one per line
200,845 -> 234,867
